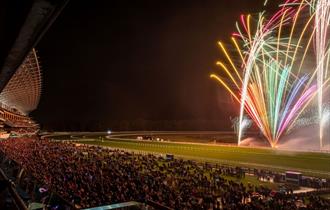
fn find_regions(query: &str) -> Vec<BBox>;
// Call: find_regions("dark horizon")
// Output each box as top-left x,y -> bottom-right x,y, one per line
32,0 -> 282,130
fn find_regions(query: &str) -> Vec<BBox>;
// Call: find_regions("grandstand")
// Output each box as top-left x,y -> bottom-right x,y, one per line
0,49 -> 41,133
0,1 -> 70,209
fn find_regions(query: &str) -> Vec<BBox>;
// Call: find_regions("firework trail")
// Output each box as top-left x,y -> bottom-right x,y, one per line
211,0 -> 330,148
312,0 -> 330,147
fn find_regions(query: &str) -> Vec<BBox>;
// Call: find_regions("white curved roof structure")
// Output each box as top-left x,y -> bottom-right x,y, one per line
0,49 -> 41,115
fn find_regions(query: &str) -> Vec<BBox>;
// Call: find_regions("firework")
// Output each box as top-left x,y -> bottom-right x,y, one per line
313,0 -> 330,147
211,0 -> 330,148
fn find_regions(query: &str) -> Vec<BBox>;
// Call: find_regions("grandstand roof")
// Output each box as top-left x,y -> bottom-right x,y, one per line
0,49 -> 41,115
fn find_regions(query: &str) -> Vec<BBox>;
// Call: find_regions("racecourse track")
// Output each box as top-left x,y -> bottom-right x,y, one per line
42,131 -> 330,178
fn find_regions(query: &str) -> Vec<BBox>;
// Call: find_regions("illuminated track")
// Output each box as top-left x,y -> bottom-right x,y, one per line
45,131 -> 330,178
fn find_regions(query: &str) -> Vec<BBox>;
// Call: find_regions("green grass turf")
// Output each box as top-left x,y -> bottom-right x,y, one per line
156,135 -> 236,144
75,139 -> 330,177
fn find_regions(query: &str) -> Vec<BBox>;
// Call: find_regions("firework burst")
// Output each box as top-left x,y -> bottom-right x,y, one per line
211,0 -> 330,148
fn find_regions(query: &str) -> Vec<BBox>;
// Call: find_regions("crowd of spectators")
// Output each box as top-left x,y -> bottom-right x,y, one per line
0,137 -> 329,210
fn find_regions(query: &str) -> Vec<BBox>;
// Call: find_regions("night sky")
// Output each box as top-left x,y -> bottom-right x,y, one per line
32,0 -> 282,130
